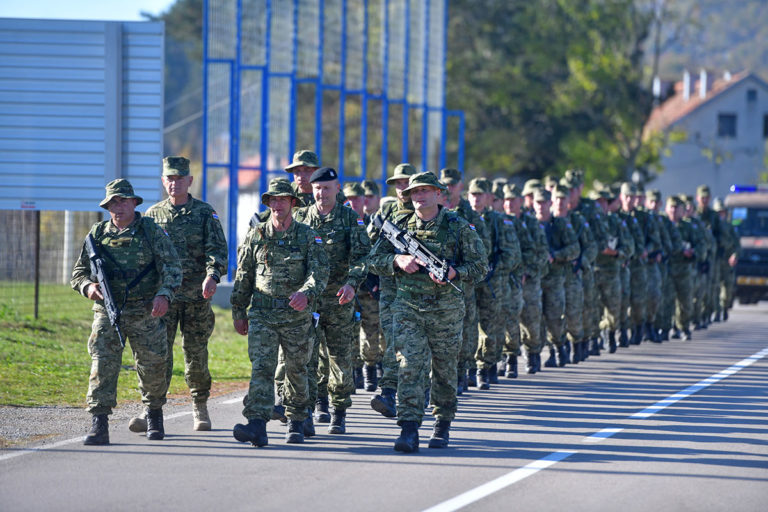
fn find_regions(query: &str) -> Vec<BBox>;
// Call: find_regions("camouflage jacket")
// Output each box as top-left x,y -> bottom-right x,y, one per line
540,215 -> 580,277
482,209 -> 521,276
568,209 -> 598,269
294,201 -> 371,298
450,198 -> 490,255
595,211 -> 632,268
368,207 -> 488,306
71,213 -> 182,309
230,219 -> 329,321
145,195 -> 227,302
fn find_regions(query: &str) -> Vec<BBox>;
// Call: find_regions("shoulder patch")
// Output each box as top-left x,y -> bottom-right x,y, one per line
357,218 -> 364,226
584,221 -> 589,227
212,212 -> 219,220
622,220 -> 627,226
314,236 -> 323,244
469,223 -> 476,231
503,219 -> 514,225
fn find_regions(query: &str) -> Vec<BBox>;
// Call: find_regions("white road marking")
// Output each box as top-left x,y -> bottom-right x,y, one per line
421,345 -> 768,512
221,396 -> 244,405
0,436 -> 85,462
421,451 -> 577,512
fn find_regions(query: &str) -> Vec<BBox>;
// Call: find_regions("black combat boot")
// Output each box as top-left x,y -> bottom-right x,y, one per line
363,364 -> 378,392
723,310 -> 729,322
457,370 -> 466,395
286,420 -> 305,444
533,353 -> 542,373
713,311 -> 721,322
630,326 -> 641,345
660,329 -> 669,341
618,329 -> 630,347
272,396 -> 287,423
353,367 -> 364,389
328,407 -> 346,434
608,330 -> 617,353
506,354 -> 518,378
233,418 -> 268,447
570,342 -> 580,365
682,329 -> 692,341
557,345 -> 569,367
477,368 -> 490,390
544,347 -> 558,367
314,396 -> 331,423
376,361 -> 384,379
497,359 -> 506,376
526,352 -> 536,374
146,408 -> 164,441
303,408 -> 315,438
466,369 -> 477,387
671,327 -> 681,339
371,387 -> 397,418
589,338 -> 601,356
394,421 -> 420,453
488,364 -> 499,384
83,414 -> 109,446
428,420 -> 451,449
424,387 -> 431,410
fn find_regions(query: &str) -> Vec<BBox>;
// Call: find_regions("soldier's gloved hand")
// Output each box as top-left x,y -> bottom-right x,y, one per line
289,291 -> 308,312
233,319 -> 248,335
151,295 -> 169,317
202,275 -> 218,299
86,283 -> 104,301
429,266 -> 457,285
337,284 -> 355,305
394,255 -> 423,274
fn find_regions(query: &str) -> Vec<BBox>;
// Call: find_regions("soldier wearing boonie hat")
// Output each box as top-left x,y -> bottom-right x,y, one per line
694,183 -> 720,327
72,178 -> 182,446
361,179 -> 381,217
342,181 -> 366,217
142,157 -> 228,433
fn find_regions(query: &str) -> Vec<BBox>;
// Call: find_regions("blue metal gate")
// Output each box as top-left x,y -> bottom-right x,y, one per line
202,0 -> 465,277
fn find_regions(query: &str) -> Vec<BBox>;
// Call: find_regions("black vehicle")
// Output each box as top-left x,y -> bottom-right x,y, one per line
725,185 -> 768,304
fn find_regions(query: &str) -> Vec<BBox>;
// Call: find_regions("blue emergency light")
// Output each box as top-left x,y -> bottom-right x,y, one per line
730,185 -> 768,193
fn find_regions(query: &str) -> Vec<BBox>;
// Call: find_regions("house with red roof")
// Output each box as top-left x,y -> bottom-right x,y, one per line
644,70 -> 768,199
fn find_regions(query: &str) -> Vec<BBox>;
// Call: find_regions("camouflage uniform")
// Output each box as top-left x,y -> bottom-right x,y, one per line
230,219 -> 329,423
564,207 -> 595,348
657,203 -> 684,334
71,207 -> 182,416
145,194 -> 227,403
716,206 -> 739,314
697,194 -> 722,322
594,199 -> 631,340
368,205 -> 487,426
501,209 -> 534,360
575,196 -> 608,345
518,207 -> 550,365
293,200 -> 371,411
671,202 -> 703,334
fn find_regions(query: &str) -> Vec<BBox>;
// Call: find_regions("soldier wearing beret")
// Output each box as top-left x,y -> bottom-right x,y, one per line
72,179 -> 182,445
129,157 -> 228,433
231,178 -> 329,446
293,167 -> 371,434
368,172 -> 488,452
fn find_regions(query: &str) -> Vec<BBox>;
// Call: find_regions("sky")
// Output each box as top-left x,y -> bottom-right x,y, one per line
0,0 -> 176,22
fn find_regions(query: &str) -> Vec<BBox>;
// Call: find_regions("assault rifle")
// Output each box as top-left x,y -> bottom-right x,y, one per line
372,215 -> 462,294
85,234 -> 126,347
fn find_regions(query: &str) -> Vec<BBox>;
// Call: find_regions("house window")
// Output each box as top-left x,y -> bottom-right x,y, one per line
747,89 -> 757,102
718,113 -> 737,138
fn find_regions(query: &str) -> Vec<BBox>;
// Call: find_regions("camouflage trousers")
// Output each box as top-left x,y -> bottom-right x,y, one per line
243,311 -> 313,422
358,291 -> 384,366
628,261 -> 647,326
645,262 -> 663,324
377,278 -> 399,391
595,263 -> 622,331
86,305 -> 168,415
502,276 -> 524,357
657,263 -> 674,331
706,259 -> 720,317
619,264 -> 631,330
313,296 -> 356,410
693,268 -> 708,322
581,266 -> 599,339
163,300 -> 214,403
458,284 -> 479,374
718,259 -> 735,310
519,275 -> 543,354
540,269 -> 566,348
564,268 -> 585,343
475,274 -> 509,369
392,298 -> 463,425
670,263 -> 694,331
275,321 -> 320,407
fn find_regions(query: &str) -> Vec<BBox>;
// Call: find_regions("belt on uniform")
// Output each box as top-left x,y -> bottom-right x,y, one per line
396,290 -> 446,303
252,294 -> 292,309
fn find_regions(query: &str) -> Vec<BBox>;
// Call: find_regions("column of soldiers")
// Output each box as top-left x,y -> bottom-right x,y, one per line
73,150 -> 739,452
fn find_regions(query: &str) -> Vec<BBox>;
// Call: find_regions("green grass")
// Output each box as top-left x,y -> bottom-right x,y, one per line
0,287 -> 251,407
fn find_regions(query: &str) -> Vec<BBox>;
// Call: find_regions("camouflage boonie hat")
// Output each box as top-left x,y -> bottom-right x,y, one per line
386,163 -> 418,184
543,175 -> 559,189
503,183 -> 521,199
587,189 -> 603,201
100,178 -> 143,209
558,178 -> 574,190
666,195 -> 682,208
439,168 -> 462,185
402,172 -> 447,194
468,177 -> 492,194
162,156 -> 190,176
343,182 -> 365,197
362,179 -> 380,196
261,177 -> 300,205
678,193 -> 694,205
565,169 -> 584,187
522,179 -> 542,196
696,184 -> 711,197
285,150 -> 320,171
533,188 -> 551,202
620,182 -> 637,196
713,198 -> 725,211
645,189 -> 662,201
552,184 -> 570,199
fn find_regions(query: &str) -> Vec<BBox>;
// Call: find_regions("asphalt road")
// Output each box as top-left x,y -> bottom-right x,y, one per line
2,304 -> 767,512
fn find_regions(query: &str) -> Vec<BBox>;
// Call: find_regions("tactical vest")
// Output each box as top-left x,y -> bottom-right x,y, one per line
89,216 -> 160,305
